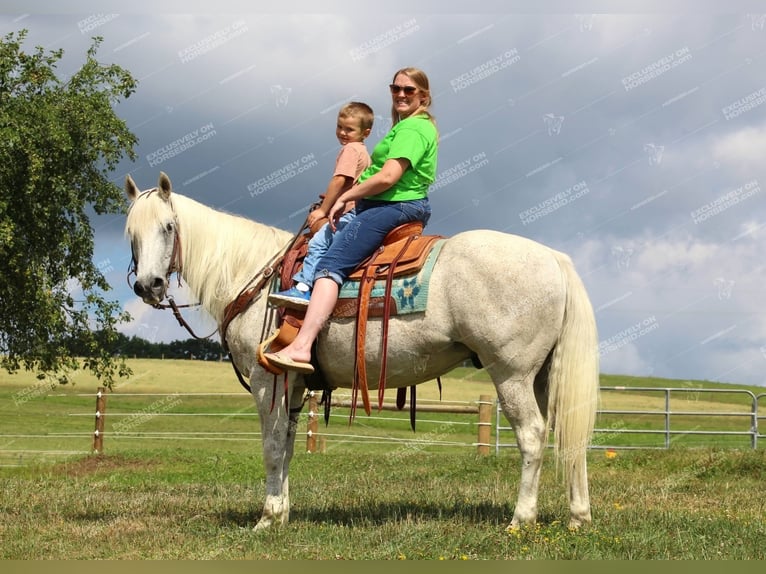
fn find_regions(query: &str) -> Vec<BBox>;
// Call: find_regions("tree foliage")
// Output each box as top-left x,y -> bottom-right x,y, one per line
0,30 -> 138,386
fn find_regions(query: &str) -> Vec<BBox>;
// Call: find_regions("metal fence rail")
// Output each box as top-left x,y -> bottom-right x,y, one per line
3,386 -> 765,467
496,387 -> 764,452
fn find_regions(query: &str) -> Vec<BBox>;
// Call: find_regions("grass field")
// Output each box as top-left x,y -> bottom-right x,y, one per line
1,360 -> 765,559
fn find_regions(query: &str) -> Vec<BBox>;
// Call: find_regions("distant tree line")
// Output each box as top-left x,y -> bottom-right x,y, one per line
67,331 -> 226,361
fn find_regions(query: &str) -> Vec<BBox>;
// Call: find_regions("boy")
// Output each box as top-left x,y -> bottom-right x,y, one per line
268,102 -> 374,309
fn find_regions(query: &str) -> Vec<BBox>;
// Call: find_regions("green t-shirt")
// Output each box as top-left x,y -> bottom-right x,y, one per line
358,114 -> 438,202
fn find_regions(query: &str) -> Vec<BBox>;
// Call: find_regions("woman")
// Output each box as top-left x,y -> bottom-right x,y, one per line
266,67 -> 438,374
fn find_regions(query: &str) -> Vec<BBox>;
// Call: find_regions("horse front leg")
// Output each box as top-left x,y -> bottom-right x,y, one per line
251,379 -> 303,531
274,385 -> 306,524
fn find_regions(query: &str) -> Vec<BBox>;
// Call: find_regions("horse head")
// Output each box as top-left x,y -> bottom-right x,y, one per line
125,171 -> 181,305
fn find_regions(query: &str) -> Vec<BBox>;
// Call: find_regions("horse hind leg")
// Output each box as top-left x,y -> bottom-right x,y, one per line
532,355 -> 591,529
567,457 -> 591,529
493,368 -> 547,529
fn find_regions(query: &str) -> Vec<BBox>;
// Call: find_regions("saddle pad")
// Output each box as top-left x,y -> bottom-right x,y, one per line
333,239 -> 446,318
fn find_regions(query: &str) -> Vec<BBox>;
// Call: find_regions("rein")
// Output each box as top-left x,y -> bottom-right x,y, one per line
154,296 -> 218,340
220,217 -> 312,394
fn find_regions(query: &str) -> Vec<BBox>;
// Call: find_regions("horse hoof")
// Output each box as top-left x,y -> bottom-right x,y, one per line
252,519 -> 273,532
507,516 -> 533,531
567,516 -> 591,530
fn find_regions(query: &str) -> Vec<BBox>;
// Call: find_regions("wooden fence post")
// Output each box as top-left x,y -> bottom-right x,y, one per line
93,387 -> 106,454
306,391 -> 318,453
477,394 -> 493,455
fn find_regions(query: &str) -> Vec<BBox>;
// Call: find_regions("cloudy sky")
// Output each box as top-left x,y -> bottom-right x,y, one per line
4,1 -> 766,386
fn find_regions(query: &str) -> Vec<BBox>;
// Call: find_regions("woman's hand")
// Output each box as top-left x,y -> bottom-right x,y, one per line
328,199 -> 346,232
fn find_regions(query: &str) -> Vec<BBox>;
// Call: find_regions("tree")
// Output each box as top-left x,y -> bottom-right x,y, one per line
0,30 -> 138,386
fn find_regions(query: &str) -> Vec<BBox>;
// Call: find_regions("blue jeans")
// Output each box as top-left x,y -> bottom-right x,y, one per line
314,197 -> 431,286
293,211 -> 355,288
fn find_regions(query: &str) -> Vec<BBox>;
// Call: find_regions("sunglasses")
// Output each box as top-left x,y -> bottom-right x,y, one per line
389,84 -> 418,95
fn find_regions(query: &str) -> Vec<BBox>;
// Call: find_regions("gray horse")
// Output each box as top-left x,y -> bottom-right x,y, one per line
125,172 -> 599,530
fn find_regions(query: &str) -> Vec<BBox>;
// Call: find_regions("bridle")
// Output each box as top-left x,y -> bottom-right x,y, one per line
127,189 -> 182,286
126,188 -> 215,340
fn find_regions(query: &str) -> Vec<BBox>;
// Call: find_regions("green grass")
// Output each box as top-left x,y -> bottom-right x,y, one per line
1,360 -> 765,559
1,448 -> 764,559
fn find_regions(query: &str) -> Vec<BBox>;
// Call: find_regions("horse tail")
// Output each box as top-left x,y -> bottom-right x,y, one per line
547,250 -> 599,488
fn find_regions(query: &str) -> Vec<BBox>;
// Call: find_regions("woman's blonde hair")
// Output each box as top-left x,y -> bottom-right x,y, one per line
390,67 -> 437,129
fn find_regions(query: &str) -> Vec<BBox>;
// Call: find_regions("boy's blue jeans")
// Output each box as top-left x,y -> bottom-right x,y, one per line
293,211 -> 355,288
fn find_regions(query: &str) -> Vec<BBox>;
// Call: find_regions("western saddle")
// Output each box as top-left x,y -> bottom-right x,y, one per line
258,220 -> 443,421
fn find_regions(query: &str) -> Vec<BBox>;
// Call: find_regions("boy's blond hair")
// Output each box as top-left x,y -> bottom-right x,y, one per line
339,101 -> 375,132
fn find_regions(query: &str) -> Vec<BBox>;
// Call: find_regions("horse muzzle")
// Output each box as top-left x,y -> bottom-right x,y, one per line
133,276 -> 167,304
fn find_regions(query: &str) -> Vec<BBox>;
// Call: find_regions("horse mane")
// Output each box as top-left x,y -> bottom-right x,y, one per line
127,190 -> 293,320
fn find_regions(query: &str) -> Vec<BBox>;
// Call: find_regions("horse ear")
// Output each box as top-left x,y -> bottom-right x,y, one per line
125,174 -> 140,201
158,171 -> 172,201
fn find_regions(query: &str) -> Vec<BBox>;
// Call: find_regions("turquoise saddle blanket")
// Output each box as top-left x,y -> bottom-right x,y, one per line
334,239 -> 446,317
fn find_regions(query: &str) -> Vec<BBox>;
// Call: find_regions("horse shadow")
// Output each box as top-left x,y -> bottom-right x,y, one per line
215,501 -> 560,529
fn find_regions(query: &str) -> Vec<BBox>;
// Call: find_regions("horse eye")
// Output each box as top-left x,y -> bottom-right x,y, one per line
164,222 -> 174,233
